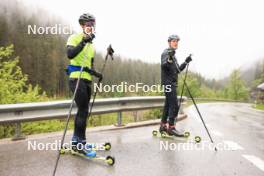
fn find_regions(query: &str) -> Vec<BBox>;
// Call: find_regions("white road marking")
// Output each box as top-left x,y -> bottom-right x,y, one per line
187,103 -> 264,173
223,140 -> 244,150
242,155 -> 264,172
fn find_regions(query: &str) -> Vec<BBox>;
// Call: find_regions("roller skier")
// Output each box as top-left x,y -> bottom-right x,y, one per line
66,13 -> 102,157
160,34 -> 192,137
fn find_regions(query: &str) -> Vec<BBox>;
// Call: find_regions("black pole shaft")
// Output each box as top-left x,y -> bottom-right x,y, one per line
184,82 -> 217,151
52,61 -> 86,176
88,54 -> 108,117
178,64 -> 189,110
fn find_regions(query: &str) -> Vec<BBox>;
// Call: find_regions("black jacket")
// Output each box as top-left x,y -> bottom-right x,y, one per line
161,48 -> 187,86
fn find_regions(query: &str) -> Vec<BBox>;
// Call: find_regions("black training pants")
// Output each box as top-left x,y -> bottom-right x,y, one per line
161,85 -> 179,126
69,78 -> 92,141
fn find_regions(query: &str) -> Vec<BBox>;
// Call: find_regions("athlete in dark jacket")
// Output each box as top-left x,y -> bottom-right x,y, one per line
160,34 -> 192,136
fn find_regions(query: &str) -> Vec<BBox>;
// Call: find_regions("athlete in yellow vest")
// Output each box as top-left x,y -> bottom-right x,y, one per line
66,13 -> 102,157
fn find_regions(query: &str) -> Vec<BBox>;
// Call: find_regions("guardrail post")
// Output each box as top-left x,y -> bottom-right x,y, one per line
179,102 -> 185,114
133,111 -> 138,122
116,111 -> 123,127
12,122 -> 25,141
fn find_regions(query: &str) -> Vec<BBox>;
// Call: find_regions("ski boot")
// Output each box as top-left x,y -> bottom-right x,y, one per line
167,125 -> 185,137
72,146 -> 96,157
159,122 -> 168,133
71,137 -> 96,158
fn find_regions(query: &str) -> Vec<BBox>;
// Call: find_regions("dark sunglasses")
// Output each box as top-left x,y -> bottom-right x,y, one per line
83,21 -> 96,27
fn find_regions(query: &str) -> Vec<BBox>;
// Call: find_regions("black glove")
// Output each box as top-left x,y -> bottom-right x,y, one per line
185,55 -> 192,63
107,45 -> 114,56
92,70 -> 103,82
167,48 -> 175,57
167,48 -> 175,63
82,33 -> 95,45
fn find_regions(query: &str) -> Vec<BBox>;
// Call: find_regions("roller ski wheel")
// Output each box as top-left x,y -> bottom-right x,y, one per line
103,142 -> 111,151
60,145 -> 69,154
152,130 -> 167,138
152,130 -> 158,136
194,136 -> 202,143
184,131 -> 190,138
161,132 -> 167,138
105,156 -> 115,166
59,149 -> 66,154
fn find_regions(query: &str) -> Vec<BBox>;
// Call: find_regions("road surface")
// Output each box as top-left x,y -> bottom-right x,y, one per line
0,103 -> 263,176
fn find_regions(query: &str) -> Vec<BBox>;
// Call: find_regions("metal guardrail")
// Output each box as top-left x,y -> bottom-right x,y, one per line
0,96 -> 187,140
193,98 -> 248,103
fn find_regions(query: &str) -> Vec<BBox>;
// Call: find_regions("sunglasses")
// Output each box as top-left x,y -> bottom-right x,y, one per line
83,21 -> 96,27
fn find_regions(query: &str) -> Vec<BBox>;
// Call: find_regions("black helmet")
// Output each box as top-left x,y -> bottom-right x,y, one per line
168,34 -> 180,42
79,13 -> 96,25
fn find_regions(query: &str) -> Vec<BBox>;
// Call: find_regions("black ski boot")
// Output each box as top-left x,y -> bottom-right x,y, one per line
159,122 -> 168,133
167,125 -> 185,137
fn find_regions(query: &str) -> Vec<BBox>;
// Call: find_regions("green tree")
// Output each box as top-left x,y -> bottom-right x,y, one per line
0,44 -> 47,104
226,69 -> 249,100
178,74 -> 201,97
199,85 -> 217,98
252,60 -> 264,88
0,44 -> 48,138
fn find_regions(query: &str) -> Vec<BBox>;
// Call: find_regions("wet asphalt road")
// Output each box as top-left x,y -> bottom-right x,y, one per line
0,103 -> 263,176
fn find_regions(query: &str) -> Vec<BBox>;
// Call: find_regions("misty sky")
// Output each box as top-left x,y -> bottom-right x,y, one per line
22,0 -> 264,79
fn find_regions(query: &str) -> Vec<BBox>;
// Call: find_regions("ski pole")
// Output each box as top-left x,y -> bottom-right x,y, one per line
184,81 -> 217,151
87,45 -> 114,118
52,38 -> 95,176
178,54 -> 191,111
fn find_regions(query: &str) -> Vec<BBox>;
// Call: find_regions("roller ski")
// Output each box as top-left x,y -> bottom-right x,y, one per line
152,124 -> 201,143
60,143 -> 115,166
